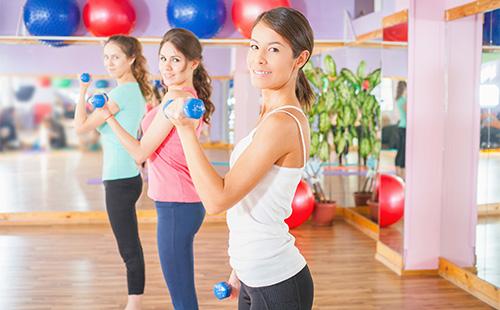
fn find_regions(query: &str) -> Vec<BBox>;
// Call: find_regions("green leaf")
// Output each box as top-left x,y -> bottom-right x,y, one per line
324,55 -> 337,77
360,139 -> 370,157
340,68 -> 358,86
319,141 -> 330,161
336,137 -> 346,155
319,112 -> 331,132
357,61 -> 366,79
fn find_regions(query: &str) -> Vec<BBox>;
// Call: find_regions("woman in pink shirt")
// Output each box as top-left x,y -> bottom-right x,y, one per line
103,29 -> 214,309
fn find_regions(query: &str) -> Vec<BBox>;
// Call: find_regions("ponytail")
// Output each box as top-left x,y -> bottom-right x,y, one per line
193,64 -> 215,124
131,54 -> 153,101
296,69 -> 315,111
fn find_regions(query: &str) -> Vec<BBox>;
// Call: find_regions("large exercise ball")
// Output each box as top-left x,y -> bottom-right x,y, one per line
377,173 -> 405,228
23,0 -> 80,47
166,0 -> 226,39
383,22 -> 408,42
15,85 -> 36,102
483,9 -> 500,46
285,179 -> 315,229
83,0 -> 136,36
38,76 -> 51,88
232,0 -> 291,38
52,78 -> 72,88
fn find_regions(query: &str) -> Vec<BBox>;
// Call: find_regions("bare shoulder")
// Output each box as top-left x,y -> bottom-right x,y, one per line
254,110 -> 309,145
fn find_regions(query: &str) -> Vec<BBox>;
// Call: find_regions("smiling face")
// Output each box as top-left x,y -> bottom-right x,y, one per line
158,41 -> 198,88
247,22 -> 310,92
103,42 -> 133,79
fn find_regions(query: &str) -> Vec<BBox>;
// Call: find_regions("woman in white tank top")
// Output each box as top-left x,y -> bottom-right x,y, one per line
166,7 -> 315,309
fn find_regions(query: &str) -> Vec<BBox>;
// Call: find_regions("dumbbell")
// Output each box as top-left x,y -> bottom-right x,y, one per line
88,93 -> 108,108
80,73 -> 90,83
213,281 -> 231,300
163,98 -> 205,119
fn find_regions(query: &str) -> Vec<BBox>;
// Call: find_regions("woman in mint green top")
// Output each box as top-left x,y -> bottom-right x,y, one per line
99,82 -> 146,180
395,80 -> 407,179
74,35 -> 153,310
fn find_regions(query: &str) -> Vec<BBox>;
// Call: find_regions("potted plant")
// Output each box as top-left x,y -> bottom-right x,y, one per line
304,55 -> 382,215
334,61 -> 381,206
338,61 -> 382,206
302,55 -> 338,226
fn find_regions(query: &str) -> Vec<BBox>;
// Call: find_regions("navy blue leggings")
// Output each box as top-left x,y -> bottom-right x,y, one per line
155,201 -> 205,310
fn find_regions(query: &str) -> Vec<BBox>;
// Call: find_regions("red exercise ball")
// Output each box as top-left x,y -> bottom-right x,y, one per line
83,0 -> 136,37
232,0 -> 291,38
377,173 -> 405,227
383,22 -> 408,42
38,76 -> 51,88
285,179 -> 315,229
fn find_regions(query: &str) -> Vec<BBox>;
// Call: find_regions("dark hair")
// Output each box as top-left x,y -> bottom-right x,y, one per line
159,28 -> 215,124
396,80 -> 407,100
106,35 -> 153,101
253,7 -> 315,110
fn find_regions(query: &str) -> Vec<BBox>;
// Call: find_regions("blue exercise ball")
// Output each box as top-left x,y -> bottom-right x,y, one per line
23,0 -> 80,47
483,9 -> 500,46
167,0 -> 226,39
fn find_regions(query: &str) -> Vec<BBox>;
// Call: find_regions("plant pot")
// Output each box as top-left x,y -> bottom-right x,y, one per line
367,199 -> 379,223
353,191 -> 372,207
312,200 -> 337,226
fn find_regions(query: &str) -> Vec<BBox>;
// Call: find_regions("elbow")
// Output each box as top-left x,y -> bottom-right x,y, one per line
203,199 -> 229,215
134,154 -> 148,165
204,206 -> 223,216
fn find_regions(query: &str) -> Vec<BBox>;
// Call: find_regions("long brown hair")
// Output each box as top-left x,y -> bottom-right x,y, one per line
105,35 -> 153,101
159,28 -> 215,124
253,7 -> 315,110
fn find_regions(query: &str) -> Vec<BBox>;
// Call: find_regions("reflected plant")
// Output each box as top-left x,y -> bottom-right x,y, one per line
303,55 -> 382,200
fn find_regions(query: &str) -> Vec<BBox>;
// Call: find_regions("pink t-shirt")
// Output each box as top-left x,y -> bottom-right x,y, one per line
141,87 -> 202,202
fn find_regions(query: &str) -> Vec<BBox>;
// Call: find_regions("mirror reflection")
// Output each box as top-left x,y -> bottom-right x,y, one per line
476,7 -> 500,288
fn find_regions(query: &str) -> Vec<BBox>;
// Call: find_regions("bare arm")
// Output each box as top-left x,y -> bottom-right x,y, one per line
104,90 -> 198,164
73,79 -> 119,134
175,113 -> 299,214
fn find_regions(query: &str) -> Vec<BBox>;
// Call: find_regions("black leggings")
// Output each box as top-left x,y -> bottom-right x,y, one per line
238,265 -> 314,310
395,127 -> 406,168
103,174 -> 145,295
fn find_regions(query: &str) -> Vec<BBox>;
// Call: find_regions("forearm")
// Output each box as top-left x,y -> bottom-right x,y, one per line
176,127 -> 227,214
74,90 -> 88,132
106,117 -> 148,163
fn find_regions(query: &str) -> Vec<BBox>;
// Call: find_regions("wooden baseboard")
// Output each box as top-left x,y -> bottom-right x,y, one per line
0,210 -> 226,226
439,257 -> 500,309
339,206 -> 379,240
478,203 -> 500,216
375,241 -> 404,275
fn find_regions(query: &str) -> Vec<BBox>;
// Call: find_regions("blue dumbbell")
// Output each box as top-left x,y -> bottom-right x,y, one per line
163,98 -> 206,119
213,282 -> 231,300
88,93 -> 108,108
80,73 -> 90,83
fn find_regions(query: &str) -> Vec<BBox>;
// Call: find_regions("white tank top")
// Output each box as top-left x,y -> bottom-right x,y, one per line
227,105 -> 308,287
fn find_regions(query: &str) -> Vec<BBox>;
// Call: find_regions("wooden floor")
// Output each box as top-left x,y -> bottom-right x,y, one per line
379,220 -> 404,254
0,149 -> 230,213
0,221 -> 492,310
0,150 -> 498,308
